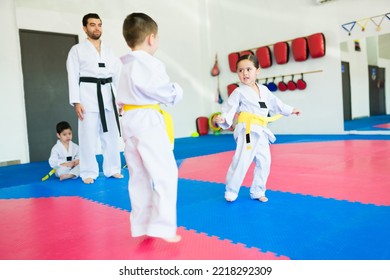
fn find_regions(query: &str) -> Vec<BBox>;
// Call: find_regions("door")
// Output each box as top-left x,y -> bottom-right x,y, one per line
19,29 -> 78,162
368,65 -> 386,116
341,61 -> 352,121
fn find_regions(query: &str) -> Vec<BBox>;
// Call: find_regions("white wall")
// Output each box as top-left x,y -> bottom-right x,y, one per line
0,0 -> 29,164
1,0 -> 390,164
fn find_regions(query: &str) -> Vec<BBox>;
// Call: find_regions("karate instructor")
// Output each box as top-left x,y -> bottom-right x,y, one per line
66,13 -> 123,184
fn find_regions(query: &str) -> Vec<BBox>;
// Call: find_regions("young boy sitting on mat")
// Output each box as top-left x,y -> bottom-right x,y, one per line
48,121 -> 80,181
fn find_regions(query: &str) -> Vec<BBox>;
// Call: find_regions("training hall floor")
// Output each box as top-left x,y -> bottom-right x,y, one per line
1,115 -> 390,260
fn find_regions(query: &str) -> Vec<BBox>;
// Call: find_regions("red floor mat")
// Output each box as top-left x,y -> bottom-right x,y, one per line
0,197 -> 288,260
179,140 -> 390,206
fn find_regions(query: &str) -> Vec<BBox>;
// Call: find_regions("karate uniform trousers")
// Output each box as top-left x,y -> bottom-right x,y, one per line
225,130 -> 271,201
122,110 -> 178,238
78,109 -> 121,179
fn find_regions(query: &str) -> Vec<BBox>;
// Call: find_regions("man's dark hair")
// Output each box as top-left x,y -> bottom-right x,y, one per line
82,13 -> 101,26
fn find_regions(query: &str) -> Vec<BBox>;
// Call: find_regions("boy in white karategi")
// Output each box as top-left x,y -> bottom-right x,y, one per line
215,54 -> 301,202
66,13 -> 123,184
117,13 -> 183,242
49,121 -> 80,181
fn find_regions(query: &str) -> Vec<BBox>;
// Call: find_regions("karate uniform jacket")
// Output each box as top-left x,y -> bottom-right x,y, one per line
66,39 -> 121,112
219,83 -> 293,143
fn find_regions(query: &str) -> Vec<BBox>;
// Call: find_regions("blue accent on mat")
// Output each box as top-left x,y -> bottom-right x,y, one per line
344,114 -> 390,131
174,134 -> 236,159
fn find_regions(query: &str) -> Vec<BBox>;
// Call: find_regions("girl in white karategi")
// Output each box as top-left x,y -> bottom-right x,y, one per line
49,121 -> 80,180
117,13 -> 183,242
66,13 -> 123,184
215,54 -> 301,202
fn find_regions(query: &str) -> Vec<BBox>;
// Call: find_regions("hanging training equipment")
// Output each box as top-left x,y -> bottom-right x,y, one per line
217,76 -> 223,104
278,76 -> 288,92
255,46 -> 272,68
287,75 -> 297,91
211,54 -> 220,76
267,77 -> 278,92
296,73 -> 307,90
292,37 -> 309,62
273,42 -> 290,64
307,33 -> 326,58
228,52 -> 240,72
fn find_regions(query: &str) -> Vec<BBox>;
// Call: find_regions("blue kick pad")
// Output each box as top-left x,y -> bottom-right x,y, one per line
177,179 -> 390,260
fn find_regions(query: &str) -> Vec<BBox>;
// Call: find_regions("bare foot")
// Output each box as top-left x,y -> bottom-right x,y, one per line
82,177 -> 94,184
60,174 -> 75,181
112,173 -> 124,179
162,235 -> 182,243
259,196 -> 268,202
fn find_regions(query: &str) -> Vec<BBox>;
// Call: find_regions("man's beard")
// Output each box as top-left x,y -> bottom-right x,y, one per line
88,32 -> 101,40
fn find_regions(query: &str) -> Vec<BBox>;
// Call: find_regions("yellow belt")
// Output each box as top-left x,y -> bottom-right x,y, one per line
41,168 -> 56,181
237,112 -> 283,149
123,104 -> 174,145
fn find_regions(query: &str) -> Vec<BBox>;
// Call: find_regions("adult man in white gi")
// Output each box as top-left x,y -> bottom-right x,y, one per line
66,13 -> 123,184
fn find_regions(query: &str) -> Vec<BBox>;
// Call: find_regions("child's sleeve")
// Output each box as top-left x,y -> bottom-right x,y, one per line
48,147 -> 61,169
268,93 -> 294,116
136,61 -> 183,106
219,91 -> 240,130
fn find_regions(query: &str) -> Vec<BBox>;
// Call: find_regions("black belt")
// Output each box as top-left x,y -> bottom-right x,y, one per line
79,77 -> 121,136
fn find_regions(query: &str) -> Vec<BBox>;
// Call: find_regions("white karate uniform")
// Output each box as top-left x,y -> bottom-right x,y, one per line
66,39 -> 122,180
49,140 -> 80,178
117,50 -> 183,238
219,83 -> 293,201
